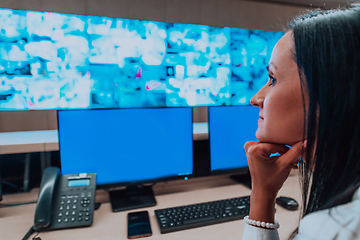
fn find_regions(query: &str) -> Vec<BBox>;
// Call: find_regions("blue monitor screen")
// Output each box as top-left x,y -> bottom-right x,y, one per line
165,24 -> 231,107
58,107 -> 193,186
230,29 -> 283,105
0,7 -> 282,110
209,105 -> 259,172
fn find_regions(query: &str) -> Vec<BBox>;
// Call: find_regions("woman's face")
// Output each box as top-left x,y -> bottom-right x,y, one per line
250,31 -> 305,146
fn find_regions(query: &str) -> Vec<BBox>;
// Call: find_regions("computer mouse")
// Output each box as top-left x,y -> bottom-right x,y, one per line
276,196 -> 299,211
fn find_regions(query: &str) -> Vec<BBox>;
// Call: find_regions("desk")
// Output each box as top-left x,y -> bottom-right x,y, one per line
0,130 -> 59,191
0,172 -> 301,240
0,130 -> 59,155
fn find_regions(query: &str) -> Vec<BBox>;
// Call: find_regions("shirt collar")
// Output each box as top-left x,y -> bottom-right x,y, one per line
352,186 -> 360,201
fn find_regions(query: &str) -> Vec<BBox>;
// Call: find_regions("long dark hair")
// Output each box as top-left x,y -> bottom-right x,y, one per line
288,3 -> 360,235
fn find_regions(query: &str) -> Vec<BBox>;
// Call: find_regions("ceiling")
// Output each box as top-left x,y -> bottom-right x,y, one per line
247,0 -> 359,8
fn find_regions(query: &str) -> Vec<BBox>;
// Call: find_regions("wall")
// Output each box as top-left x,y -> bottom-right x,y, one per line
0,0 -> 307,132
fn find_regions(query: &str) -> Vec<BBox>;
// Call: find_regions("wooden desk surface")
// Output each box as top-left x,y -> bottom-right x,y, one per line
0,130 -> 59,154
0,172 -> 301,240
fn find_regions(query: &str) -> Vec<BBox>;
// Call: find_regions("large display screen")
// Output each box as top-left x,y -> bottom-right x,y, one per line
0,8 -> 283,110
208,105 -> 259,172
165,24 -> 231,107
58,107 -> 193,186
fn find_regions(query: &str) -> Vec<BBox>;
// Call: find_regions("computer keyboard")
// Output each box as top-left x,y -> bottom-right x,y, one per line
154,195 -> 250,234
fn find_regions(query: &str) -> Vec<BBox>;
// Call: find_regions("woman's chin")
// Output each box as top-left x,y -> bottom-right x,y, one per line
256,134 -> 302,146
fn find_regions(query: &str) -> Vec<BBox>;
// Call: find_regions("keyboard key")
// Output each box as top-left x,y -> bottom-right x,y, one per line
183,215 -> 215,225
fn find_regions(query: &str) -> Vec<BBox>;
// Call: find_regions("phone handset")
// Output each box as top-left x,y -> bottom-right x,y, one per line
32,166 -> 96,233
34,167 -> 60,230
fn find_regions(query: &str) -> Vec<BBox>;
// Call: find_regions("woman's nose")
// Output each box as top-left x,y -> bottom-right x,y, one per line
250,92 -> 264,108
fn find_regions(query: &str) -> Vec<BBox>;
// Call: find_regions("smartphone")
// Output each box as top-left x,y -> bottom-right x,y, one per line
127,211 -> 152,239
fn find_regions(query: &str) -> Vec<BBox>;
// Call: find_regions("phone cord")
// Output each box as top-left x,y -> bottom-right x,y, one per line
22,226 -> 36,240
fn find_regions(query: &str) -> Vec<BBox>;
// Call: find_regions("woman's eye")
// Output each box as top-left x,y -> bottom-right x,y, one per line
268,75 -> 277,86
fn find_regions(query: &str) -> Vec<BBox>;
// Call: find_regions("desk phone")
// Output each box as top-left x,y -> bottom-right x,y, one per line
34,167 -> 96,231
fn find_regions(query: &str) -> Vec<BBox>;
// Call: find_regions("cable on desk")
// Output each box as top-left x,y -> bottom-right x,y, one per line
32,231 -> 41,240
22,226 -> 36,240
1,181 -> 20,193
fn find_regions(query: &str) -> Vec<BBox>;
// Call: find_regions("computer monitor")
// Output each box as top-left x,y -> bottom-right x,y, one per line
0,7 -> 282,111
57,107 -> 193,211
208,105 -> 259,185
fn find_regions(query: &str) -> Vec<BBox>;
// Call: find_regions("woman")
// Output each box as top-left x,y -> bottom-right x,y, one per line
242,4 -> 360,240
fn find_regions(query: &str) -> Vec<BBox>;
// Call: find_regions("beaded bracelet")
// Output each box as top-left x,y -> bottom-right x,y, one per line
243,216 -> 280,229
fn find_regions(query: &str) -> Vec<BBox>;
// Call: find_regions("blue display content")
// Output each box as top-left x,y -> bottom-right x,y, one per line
0,8 -> 283,110
68,179 -> 90,187
58,107 -> 193,185
230,29 -> 283,105
209,105 -> 259,171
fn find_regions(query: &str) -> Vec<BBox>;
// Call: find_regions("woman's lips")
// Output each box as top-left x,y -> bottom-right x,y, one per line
258,116 -> 264,122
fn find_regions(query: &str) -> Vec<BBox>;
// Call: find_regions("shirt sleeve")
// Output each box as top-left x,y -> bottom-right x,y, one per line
242,187 -> 360,240
242,224 -> 280,240
293,199 -> 360,240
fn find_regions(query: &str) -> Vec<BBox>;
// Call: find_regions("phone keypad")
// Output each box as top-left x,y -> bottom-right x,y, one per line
55,193 -> 94,227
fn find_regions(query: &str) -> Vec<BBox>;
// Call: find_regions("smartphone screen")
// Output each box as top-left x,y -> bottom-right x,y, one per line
127,211 -> 152,239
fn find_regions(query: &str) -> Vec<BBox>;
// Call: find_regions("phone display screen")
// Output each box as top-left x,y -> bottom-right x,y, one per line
127,211 -> 152,239
68,179 -> 90,187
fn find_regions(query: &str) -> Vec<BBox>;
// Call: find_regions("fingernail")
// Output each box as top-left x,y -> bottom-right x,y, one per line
302,140 -> 307,148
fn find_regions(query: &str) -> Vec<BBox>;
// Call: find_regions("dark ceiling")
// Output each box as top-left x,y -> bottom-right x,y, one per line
247,0 -> 359,8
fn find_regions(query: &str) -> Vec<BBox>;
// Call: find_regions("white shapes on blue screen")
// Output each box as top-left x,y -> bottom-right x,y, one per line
25,41 -> 57,60
0,77 -> 29,109
90,36 -> 117,64
67,16 -> 86,32
238,96 -> 247,104
175,65 -> 185,79
87,17 -> 112,35
165,24 -> 231,107
230,28 -> 284,106
56,35 -> 89,65
216,67 -> 230,87
0,7 -> 283,110
30,62 -> 41,76
28,79 -> 60,109
141,23 -> 166,65
157,29 -> 167,39
0,10 -> 21,40
3,44 -> 28,62
26,12 -> 60,38
145,80 -> 163,91
168,78 -> 182,88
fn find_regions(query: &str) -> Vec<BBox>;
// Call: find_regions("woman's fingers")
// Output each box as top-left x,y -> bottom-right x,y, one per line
277,141 -> 303,169
245,141 -> 303,165
244,140 -> 304,193
244,141 -> 290,159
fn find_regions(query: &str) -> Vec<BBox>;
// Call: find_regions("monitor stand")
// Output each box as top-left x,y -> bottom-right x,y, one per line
109,185 -> 157,212
230,172 -> 252,189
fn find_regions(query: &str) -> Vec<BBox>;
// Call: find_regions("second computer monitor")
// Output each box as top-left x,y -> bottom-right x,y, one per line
208,105 -> 259,173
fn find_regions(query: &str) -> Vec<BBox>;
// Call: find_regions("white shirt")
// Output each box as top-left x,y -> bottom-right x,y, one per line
242,187 -> 360,240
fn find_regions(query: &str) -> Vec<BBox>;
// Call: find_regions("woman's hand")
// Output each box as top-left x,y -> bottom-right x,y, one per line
244,141 -> 303,223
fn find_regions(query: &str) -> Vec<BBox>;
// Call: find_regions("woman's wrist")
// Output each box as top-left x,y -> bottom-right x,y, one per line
244,215 -> 280,229
249,190 -> 277,223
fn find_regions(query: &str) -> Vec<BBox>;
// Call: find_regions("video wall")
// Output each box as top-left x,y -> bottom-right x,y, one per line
0,8 -> 283,110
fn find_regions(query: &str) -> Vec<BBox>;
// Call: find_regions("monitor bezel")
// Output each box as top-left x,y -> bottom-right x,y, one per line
207,105 -> 252,177
57,106 -> 194,190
